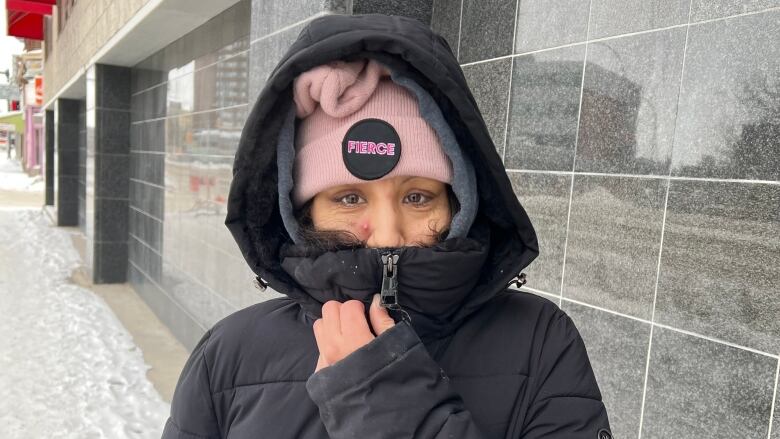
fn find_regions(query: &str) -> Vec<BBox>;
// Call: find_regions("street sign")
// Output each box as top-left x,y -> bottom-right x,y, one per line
0,84 -> 21,101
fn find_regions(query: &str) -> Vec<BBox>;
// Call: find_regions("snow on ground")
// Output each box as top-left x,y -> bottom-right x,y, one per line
0,155 -> 169,438
0,155 -> 45,192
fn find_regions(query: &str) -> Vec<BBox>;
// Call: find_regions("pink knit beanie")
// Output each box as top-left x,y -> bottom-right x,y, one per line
291,58 -> 454,208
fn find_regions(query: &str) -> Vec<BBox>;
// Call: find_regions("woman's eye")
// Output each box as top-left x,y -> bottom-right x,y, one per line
338,193 -> 364,205
404,192 -> 431,205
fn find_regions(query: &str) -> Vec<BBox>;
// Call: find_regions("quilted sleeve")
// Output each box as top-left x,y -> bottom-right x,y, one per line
161,330 -> 222,439
305,320 -> 489,438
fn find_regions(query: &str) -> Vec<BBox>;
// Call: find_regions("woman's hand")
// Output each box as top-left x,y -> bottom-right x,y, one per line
312,294 -> 396,373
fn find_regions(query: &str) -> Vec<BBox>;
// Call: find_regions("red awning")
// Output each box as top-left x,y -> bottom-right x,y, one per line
5,0 -> 55,41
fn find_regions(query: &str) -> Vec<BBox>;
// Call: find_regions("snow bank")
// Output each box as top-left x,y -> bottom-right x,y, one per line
0,155 -> 44,192
0,209 -> 169,438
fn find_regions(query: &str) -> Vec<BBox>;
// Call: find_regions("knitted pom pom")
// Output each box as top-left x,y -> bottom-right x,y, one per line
292,59 -> 392,119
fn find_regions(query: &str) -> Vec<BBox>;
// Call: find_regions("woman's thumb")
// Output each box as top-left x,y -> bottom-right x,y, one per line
369,294 -> 396,336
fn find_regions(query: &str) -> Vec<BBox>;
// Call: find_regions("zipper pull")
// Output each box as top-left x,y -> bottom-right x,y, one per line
380,252 -> 412,325
380,252 -> 400,309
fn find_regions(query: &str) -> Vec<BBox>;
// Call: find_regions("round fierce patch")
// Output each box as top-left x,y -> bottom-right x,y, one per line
342,118 -> 402,180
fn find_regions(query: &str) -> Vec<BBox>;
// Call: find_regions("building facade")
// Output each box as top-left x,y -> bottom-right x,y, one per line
42,1 -> 779,438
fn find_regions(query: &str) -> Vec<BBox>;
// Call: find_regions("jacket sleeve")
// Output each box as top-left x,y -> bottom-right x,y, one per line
161,329 -> 222,439
305,319 -> 488,438
519,309 -> 612,438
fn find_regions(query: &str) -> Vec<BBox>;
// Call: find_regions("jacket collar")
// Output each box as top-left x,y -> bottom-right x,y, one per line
279,220 -> 497,343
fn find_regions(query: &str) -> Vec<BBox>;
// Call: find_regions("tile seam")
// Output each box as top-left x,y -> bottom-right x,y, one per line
456,0 -> 464,61
768,359 -> 779,439
558,0 -> 593,308
637,0 -> 694,433
504,169 -> 780,185
130,103 -> 248,123
457,6 -> 780,67
248,10 -> 332,46
501,0 -> 521,163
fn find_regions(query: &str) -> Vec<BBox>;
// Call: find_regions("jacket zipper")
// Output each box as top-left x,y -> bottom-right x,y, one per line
379,250 -> 412,325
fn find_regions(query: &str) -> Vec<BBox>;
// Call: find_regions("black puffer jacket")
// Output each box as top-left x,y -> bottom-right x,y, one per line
162,13 -> 612,439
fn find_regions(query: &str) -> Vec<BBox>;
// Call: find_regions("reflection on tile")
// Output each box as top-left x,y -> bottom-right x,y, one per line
127,1 -> 259,335
655,180 -> 780,353
130,262 -> 206,351
462,58 -> 512,155
563,175 -> 665,319
508,172 -> 571,295
514,0 -> 590,53
430,0 -> 462,57
458,0 -> 516,63
164,117 -> 178,154
642,327 -> 776,438
129,207 -> 162,253
145,119 -> 166,153
588,0 -> 689,39
177,114 -> 193,154
130,180 -> 164,220
690,0 -> 780,21
167,73 -> 195,116
134,3 -> 250,90
564,302 -> 650,439
250,0 -> 346,43
505,45 -> 586,171
576,28 -> 686,175
211,106 -> 247,156
193,64 -> 218,112
671,11 -> 780,180
248,23 -> 306,102
130,151 -> 164,186
129,235 -> 162,283
190,112 -> 210,155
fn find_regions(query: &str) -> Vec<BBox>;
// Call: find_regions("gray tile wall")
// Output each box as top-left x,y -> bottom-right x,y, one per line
54,98 -> 81,227
128,0 -> 434,351
432,1 -> 780,437
128,0 -> 274,350
45,110 -> 54,206
85,64 -> 132,284
78,101 -> 87,233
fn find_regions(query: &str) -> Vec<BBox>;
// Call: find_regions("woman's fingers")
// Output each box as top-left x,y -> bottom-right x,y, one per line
369,293 -> 396,336
321,300 -> 341,334
313,299 -> 376,368
340,300 -> 371,334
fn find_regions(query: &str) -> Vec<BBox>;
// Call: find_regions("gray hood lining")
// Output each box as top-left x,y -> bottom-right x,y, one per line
277,61 -> 478,245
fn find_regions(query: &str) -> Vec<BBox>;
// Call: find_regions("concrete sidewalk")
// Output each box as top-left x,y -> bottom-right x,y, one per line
65,227 -> 189,403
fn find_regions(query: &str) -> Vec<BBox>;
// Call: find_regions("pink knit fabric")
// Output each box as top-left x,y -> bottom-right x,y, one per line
291,58 -> 453,208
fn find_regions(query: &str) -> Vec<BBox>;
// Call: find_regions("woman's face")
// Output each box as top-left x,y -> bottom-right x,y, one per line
310,176 -> 452,248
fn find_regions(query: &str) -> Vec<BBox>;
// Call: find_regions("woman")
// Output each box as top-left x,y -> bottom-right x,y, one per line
162,13 -> 612,439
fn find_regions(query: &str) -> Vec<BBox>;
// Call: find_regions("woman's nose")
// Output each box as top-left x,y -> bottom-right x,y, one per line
365,204 -> 404,248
